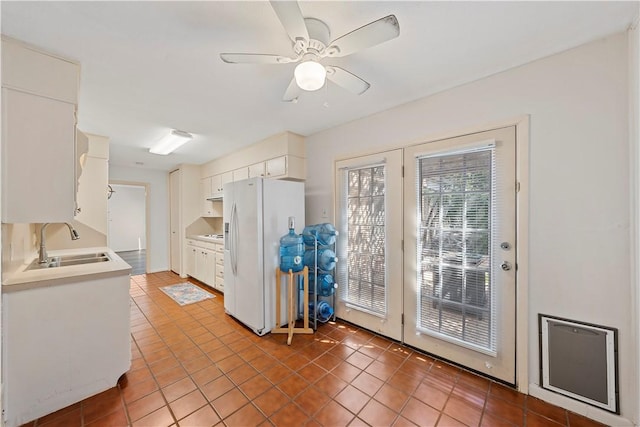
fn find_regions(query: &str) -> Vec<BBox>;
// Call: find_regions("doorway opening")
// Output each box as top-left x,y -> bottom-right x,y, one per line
108,182 -> 149,275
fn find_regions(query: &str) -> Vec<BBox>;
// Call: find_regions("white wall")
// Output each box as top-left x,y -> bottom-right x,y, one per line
629,16 -> 640,426
109,165 -> 168,273
305,32 -> 636,424
108,184 -> 146,252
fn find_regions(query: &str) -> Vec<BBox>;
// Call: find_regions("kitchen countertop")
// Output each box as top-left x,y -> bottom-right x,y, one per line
188,235 -> 224,244
2,247 -> 132,292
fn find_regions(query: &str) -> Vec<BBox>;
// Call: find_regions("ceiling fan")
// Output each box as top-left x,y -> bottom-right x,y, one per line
220,1 -> 400,102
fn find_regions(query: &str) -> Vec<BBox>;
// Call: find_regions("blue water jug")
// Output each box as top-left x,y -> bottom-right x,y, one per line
279,217 -> 304,272
302,223 -> 338,246
309,273 -> 336,296
303,248 -> 337,271
310,300 -> 334,322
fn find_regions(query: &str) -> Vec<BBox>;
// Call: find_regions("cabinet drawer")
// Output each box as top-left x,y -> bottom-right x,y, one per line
215,277 -> 224,291
186,238 -> 217,251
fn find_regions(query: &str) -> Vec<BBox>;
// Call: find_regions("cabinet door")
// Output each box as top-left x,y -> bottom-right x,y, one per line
211,171 -> 233,198
265,156 -> 287,178
233,167 -> 249,182
195,249 -> 215,286
248,162 -> 265,178
202,177 -> 213,217
75,154 -> 108,233
186,246 -> 197,277
201,177 -> 212,199
210,174 -> 222,195
194,249 -> 205,282
204,249 -> 216,286
2,88 -> 76,222
220,171 -> 233,191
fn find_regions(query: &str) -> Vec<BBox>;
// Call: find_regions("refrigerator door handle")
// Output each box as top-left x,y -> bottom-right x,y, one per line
229,202 -> 235,275
231,202 -> 239,276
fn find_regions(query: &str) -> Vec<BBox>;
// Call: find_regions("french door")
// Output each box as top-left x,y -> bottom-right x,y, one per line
404,126 -> 516,383
334,126 -> 517,384
335,150 -> 403,341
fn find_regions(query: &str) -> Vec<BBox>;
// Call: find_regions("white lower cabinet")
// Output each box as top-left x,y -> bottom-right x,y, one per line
195,248 -> 215,286
186,239 -> 223,291
186,245 -> 197,277
2,271 -> 130,427
215,249 -> 224,292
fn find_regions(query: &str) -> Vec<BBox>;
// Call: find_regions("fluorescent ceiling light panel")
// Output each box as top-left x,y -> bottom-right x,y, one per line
149,129 -> 193,155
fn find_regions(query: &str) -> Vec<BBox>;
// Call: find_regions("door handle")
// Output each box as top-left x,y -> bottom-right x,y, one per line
501,261 -> 512,271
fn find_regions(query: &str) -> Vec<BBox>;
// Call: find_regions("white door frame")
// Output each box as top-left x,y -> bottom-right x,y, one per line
109,180 -> 151,274
331,115 -> 530,392
405,125 -> 516,383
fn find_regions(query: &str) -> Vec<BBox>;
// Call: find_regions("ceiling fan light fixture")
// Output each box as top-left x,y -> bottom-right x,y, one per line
149,129 -> 193,155
294,60 -> 326,91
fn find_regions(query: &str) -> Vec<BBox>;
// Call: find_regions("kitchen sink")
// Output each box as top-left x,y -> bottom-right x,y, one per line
57,252 -> 109,262
26,252 -> 111,270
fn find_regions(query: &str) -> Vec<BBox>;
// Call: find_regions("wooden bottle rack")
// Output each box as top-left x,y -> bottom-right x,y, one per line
273,266 -> 314,345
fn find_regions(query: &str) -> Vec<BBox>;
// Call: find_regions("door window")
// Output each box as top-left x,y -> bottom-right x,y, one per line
343,165 -> 387,316
416,147 -> 495,353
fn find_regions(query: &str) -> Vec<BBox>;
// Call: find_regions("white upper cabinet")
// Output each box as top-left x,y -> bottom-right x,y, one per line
265,156 -> 287,178
197,132 -> 306,217
201,177 -> 213,200
2,88 -> 77,222
1,37 -> 79,103
211,171 -> 233,199
1,37 -> 80,223
233,167 -> 249,182
248,162 -> 265,178
201,178 -> 223,217
75,133 -> 109,234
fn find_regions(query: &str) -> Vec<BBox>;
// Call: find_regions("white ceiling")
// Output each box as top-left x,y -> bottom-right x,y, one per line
1,1 -> 638,171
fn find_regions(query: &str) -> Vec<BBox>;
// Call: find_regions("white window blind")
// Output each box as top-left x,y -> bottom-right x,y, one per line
415,147 -> 497,354
338,164 -> 387,316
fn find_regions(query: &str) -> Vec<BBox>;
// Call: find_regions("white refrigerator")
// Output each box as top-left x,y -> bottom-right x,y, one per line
223,177 -> 305,336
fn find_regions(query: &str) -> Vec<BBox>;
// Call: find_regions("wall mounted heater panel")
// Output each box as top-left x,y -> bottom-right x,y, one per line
539,314 -> 619,414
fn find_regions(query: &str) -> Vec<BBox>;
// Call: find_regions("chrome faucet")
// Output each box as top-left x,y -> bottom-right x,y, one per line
39,223 -> 80,264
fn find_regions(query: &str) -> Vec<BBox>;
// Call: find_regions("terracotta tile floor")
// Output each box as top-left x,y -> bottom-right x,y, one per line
21,272 -> 608,427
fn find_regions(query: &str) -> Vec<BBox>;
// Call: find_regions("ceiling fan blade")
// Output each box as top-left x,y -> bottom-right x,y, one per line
220,53 -> 297,64
282,77 -> 301,102
326,15 -> 399,58
326,66 -> 370,95
270,1 -> 309,43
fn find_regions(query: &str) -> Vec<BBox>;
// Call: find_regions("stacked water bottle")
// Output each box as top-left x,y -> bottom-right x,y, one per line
302,223 -> 339,325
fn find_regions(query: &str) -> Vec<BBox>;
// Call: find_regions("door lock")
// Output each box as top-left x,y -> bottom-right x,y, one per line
501,261 -> 512,271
